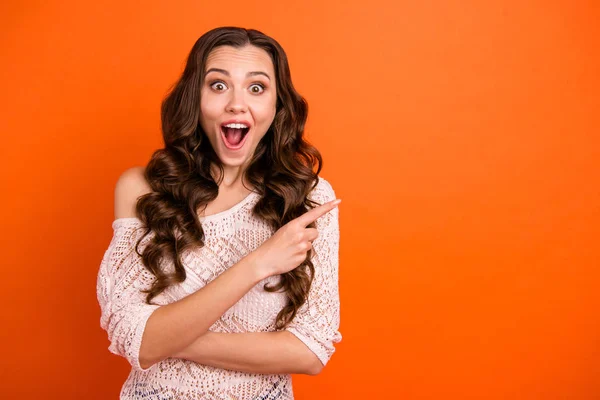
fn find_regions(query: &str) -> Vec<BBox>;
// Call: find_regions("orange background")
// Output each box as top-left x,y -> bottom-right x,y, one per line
1,1 -> 599,399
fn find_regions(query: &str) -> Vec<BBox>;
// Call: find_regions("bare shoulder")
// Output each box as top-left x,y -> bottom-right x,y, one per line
114,166 -> 152,219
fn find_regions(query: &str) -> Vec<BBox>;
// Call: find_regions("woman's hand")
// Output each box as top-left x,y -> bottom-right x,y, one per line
250,198 -> 341,278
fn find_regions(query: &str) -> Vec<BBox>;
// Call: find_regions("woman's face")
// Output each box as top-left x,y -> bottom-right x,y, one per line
199,44 -> 277,171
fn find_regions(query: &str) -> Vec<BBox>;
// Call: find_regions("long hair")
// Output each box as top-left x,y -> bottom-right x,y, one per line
133,27 -> 323,329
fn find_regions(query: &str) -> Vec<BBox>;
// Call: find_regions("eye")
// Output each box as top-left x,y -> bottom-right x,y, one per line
249,83 -> 265,94
210,81 -> 227,91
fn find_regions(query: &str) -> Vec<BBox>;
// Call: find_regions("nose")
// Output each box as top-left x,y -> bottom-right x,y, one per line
226,88 -> 248,114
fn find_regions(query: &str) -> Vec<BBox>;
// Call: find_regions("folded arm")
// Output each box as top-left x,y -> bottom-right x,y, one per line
98,172 -> 341,373
173,330 -> 322,375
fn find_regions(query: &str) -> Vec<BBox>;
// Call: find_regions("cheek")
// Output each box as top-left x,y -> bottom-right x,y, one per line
253,97 -> 277,124
200,96 -> 221,129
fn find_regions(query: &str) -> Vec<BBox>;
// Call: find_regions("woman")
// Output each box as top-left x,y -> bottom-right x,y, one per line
96,26 -> 342,399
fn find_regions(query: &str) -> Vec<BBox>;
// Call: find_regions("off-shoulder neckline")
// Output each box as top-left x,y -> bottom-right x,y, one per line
198,190 -> 259,222
111,191 -> 260,228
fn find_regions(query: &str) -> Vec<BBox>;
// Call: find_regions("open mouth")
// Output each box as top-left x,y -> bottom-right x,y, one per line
220,123 -> 250,150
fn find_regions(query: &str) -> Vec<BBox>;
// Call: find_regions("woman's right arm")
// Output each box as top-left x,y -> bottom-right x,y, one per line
98,167 -> 268,371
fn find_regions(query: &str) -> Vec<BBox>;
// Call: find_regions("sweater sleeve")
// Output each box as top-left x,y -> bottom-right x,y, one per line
96,218 -> 162,372
285,178 -> 343,367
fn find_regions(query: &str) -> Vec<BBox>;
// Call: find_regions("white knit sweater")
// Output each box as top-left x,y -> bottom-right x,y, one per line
96,177 -> 342,399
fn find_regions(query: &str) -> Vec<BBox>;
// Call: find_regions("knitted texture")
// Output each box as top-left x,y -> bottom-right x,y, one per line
96,177 -> 342,399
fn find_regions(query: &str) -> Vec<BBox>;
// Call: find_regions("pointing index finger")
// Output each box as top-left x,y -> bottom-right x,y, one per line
297,199 -> 341,227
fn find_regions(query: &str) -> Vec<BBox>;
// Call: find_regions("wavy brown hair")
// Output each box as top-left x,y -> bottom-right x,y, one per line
132,27 -> 323,329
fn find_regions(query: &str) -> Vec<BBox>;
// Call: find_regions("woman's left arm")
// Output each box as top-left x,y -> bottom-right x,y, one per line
174,179 -> 342,375
172,330 -> 322,375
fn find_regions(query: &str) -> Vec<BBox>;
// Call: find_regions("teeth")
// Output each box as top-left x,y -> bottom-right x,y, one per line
223,123 -> 248,129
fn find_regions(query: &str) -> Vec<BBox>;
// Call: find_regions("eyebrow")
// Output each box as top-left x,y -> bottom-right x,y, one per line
204,68 -> 271,81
